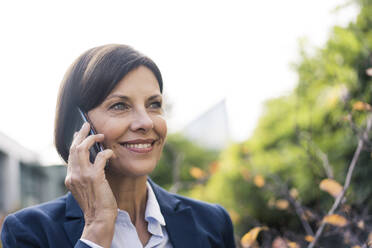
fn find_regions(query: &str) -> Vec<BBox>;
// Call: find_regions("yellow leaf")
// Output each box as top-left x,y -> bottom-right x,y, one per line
289,188 -> 299,199
208,161 -> 219,174
357,220 -> 365,230
353,101 -> 372,111
254,175 -> 265,188
189,167 -> 205,179
287,241 -> 300,248
319,179 -> 343,198
323,214 -> 347,227
275,199 -> 289,210
241,168 -> 251,181
240,227 -> 268,248
305,235 -> 314,242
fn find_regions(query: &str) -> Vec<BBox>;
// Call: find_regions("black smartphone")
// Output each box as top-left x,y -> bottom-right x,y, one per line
76,107 -> 105,163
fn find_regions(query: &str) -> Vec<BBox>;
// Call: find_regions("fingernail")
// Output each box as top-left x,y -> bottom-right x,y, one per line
108,149 -> 116,158
106,150 -> 113,157
83,122 -> 89,129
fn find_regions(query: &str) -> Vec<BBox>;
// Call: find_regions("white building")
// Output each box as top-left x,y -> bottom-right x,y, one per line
0,132 -> 39,212
183,99 -> 230,150
0,132 -> 66,213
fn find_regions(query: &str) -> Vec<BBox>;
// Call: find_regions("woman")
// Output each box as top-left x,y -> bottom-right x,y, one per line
1,44 -> 235,248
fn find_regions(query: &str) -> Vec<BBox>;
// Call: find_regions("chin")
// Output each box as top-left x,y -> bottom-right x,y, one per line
107,158 -> 158,177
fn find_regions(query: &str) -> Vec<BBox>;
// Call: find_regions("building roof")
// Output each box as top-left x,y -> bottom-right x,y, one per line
182,99 -> 230,150
0,131 -> 39,164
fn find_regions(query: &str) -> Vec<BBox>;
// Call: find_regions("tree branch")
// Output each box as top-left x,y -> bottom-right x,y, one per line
269,175 -> 314,237
286,192 -> 315,237
308,114 -> 372,248
300,132 -> 334,179
312,143 -> 334,179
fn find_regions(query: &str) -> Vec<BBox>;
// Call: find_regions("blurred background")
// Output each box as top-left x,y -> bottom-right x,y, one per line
1,0 -> 372,247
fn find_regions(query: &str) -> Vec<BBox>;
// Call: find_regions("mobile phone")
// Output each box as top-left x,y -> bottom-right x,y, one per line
76,107 -> 105,163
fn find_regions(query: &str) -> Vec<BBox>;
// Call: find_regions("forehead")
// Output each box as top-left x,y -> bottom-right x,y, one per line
109,66 -> 161,97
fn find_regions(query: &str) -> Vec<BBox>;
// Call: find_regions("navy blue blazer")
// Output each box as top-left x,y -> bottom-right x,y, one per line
1,180 -> 235,248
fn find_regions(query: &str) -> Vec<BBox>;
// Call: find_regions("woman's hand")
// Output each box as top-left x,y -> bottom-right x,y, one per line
65,122 -> 117,247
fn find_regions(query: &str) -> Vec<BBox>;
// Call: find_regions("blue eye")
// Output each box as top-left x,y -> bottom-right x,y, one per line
149,101 -> 162,109
110,102 -> 129,110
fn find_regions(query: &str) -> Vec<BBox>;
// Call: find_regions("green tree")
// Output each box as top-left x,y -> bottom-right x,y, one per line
188,0 -> 372,245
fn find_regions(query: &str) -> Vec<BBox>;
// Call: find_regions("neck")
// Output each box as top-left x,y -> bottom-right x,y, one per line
106,173 -> 148,224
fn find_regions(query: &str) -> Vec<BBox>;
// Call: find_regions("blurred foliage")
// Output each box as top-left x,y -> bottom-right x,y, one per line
150,133 -> 219,194
203,0 -> 372,244
153,0 -> 372,246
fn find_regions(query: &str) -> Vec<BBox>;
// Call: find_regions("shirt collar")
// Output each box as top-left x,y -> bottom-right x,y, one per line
115,181 -> 166,238
145,181 -> 166,226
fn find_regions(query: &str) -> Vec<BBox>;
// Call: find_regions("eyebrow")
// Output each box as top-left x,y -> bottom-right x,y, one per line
106,94 -> 162,101
148,95 -> 162,101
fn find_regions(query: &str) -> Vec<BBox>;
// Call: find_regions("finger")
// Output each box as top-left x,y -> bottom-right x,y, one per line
71,122 -> 91,148
78,133 -> 104,152
64,163 -> 76,190
74,134 -> 104,168
94,149 -> 114,170
69,123 -> 90,166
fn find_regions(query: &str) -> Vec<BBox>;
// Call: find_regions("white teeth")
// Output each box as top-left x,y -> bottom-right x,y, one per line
124,143 -> 151,149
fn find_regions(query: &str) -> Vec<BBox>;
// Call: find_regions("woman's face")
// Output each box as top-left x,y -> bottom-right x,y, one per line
88,66 -> 167,177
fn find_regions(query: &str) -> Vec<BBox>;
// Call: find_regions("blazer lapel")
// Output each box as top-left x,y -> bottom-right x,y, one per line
62,181 -> 208,248
149,179 -> 206,248
63,192 -> 85,247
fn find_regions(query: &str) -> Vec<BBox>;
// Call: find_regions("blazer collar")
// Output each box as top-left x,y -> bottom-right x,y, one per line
63,180 -> 206,248
148,179 -> 206,248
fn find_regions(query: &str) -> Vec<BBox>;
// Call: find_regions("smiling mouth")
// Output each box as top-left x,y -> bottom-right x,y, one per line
122,143 -> 152,149
119,140 -> 156,153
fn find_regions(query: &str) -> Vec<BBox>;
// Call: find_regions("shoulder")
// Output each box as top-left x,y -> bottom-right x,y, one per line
173,193 -> 230,225
153,184 -> 235,247
4,194 -> 68,226
1,194 -> 71,247
149,180 -> 236,247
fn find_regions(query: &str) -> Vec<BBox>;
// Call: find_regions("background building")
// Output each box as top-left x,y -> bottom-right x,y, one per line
0,132 -> 66,213
183,99 -> 230,150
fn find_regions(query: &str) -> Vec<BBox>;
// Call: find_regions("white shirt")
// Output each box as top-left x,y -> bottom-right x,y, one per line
81,182 -> 173,248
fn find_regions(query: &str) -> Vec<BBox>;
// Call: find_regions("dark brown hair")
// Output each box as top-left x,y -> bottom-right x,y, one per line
54,44 -> 163,163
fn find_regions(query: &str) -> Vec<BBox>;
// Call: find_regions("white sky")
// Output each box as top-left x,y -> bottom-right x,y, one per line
0,0 -> 359,165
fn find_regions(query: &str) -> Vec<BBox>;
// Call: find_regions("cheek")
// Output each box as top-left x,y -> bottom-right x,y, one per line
88,110 -> 110,134
95,120 -> 129,146
155,116 -> 167,140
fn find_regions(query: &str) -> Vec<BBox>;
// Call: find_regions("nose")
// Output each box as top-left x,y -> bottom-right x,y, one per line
130,109 -> 154,133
